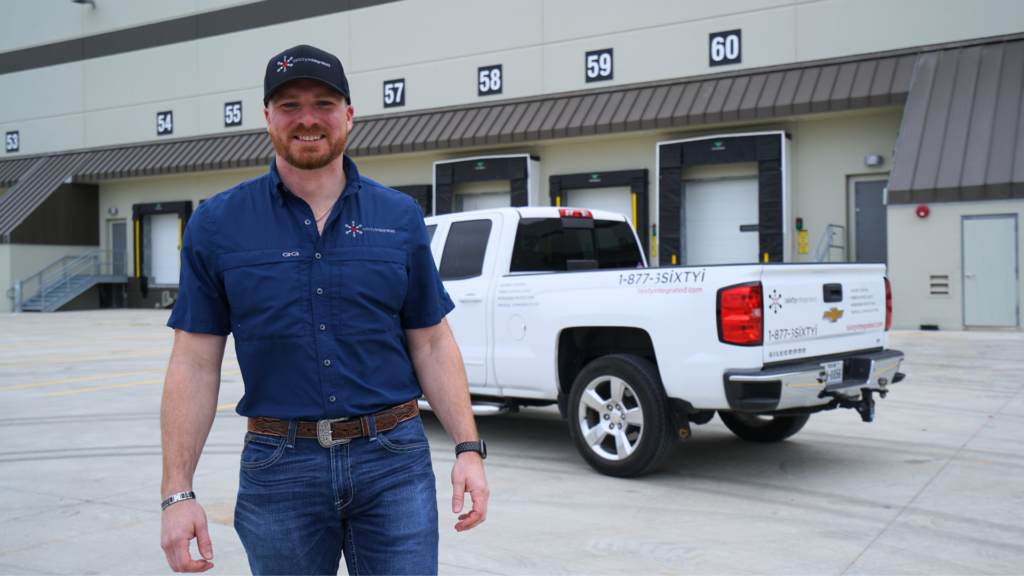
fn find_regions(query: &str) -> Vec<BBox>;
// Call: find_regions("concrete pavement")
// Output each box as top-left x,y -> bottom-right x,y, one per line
0,310 -> 1021,574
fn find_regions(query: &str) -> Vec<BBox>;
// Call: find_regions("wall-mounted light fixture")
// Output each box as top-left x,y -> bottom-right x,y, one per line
108,207 -> 118,216
72,0 -> 96,7
865,154 -> 884,167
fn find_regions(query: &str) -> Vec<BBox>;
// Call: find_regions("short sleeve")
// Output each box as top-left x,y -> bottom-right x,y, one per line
399,200 -> 455,329
167,206 -> 232,335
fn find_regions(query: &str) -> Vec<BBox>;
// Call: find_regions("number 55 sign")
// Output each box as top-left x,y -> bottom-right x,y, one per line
709,30 -> 741,67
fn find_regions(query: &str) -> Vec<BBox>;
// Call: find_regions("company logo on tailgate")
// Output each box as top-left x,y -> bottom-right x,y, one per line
823,308 -> 844,323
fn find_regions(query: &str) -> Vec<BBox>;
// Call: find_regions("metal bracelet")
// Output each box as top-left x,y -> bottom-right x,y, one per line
161,491 -> 196,511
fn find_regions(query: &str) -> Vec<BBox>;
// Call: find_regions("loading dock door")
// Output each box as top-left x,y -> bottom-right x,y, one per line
566,187 -> 633,220
148,213 -> 180,286
963,215 -> 1019,327
684,177 -> 759,266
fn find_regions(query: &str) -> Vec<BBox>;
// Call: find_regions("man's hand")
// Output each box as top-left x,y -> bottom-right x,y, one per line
451,452 -> 489,531
161,499 -> 214,572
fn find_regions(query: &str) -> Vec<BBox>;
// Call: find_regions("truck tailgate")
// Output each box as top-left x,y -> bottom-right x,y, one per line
761,264 -> 888,362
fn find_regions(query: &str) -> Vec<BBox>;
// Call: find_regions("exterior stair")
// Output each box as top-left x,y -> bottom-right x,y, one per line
9,250 -> 128,313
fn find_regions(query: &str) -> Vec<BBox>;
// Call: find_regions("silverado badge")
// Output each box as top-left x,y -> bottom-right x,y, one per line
823,307 -> 844,323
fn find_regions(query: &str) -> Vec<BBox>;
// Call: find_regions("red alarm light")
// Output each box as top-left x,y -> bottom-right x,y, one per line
916,205 -> 930,218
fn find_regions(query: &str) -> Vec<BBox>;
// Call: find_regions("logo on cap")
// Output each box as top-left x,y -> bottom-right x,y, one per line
277,56 -> 294,73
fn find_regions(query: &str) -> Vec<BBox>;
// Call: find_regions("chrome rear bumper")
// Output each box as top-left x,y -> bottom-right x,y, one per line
723,349 -> 904,413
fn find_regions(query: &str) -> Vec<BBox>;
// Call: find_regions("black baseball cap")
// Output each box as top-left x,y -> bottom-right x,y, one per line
264,45 -> 351,106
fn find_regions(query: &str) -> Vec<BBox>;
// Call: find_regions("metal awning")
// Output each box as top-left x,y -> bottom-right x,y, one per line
889,39 -> 1024,203
345,53 -> 916,157
0,153 -> 91,237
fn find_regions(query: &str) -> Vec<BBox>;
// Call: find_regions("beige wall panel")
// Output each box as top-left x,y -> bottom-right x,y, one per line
84,98 -> 200,148
195,13 -> 351,96
352,47 -> 545,115
348,0 -> 543,72
196,0 -> 261,13
888,200 -> 1024,330
79,0 -> 203,37
541,0 -> 789,44
0,1 -> 82,53
541,8 -> 796,94
0,62 -> 85,124
0,114 -> 86,156
354,154 -> 442,188
787,108 -> 901,262
83,43 -> 199,111
0,245 -> 8,311
196,88 -> 264,134
796,0 -> 1024,61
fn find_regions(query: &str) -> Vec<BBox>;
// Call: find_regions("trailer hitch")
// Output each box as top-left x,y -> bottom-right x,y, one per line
820,387 -> 885,422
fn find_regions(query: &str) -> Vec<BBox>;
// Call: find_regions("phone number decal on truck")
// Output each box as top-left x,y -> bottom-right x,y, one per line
767,325 -> 819,341
619,270 -> 706,286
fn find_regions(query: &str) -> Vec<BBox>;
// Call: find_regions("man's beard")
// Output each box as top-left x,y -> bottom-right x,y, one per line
269,125 -> 347,170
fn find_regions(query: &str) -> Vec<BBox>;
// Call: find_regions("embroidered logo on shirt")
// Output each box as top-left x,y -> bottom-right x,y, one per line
345,221 -> 396,237
282,251 -> 300,257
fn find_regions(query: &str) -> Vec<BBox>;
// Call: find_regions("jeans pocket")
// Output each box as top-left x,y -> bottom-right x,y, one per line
240,433 -> 287,470
377,418 -> 431,454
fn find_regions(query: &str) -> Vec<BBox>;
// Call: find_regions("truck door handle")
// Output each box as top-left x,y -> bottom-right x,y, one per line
460,294 -> 483,302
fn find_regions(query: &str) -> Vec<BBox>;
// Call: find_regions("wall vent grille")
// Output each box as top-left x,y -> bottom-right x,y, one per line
929,274 -> 950,296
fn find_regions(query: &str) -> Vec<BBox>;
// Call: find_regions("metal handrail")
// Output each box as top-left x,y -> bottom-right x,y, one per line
12,249 -> 126,312
810,224 -> 846,263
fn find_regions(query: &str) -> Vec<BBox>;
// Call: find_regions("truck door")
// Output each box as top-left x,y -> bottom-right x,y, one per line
437,213 -> 503,387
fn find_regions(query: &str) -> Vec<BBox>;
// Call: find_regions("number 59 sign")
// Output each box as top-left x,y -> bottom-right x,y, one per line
709,30 -> 741,67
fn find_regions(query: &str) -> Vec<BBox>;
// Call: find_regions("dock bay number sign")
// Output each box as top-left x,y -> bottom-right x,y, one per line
709,30 -> 741,67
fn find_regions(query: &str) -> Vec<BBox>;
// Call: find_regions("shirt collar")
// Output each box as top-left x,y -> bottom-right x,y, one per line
269,155 -> 362,207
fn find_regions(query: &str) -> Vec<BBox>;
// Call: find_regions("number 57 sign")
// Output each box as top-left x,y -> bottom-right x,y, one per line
709,30 -> 741,67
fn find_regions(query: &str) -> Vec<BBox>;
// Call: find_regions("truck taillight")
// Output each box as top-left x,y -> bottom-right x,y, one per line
885,277 -> 892,331
717,282 -> 763,346
559,208 -> 592,218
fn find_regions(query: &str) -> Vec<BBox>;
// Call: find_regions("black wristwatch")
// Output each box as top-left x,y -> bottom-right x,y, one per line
455,440 -> 486,460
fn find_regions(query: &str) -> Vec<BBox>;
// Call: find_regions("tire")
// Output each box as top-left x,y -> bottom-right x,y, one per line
718,411 -> 810,442
567,354 -> 676,478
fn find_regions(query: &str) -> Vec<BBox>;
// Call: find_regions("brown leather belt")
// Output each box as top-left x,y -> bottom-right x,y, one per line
247,399 -> 419,448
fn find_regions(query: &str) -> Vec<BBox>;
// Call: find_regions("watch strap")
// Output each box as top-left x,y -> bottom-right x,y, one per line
455,440 -> 486,460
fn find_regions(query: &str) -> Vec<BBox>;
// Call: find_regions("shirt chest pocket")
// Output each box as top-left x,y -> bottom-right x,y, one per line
220,249 -> 306,340
326,248 -> 408,336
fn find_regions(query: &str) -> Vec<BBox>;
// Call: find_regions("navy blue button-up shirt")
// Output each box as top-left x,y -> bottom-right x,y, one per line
168,156 -> 454,420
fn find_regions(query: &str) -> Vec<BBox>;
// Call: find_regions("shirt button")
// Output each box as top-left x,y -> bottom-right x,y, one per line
317,288 -> 323,295
315,253 -> 321,259
324,359 -> 331,366
305,219 -> 311,225
319,324 -> 325,331
329,396 -> 336,402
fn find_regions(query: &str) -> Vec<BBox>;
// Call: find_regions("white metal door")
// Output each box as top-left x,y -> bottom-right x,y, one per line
685,177 -> 759,265
963,215 -> 1019,327
150,213 -> 180,285
455,192 -> 510,212
566,187 -> 633,221
438,214 -> 502,386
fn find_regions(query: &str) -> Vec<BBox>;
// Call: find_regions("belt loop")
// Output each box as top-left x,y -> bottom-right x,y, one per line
366,414 -> 378,442
286,419 -> 298,449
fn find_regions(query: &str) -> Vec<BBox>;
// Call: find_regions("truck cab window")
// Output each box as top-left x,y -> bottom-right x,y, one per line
510,218 -> 641,273
426,224 -> 436,241
439,219 -> 492,280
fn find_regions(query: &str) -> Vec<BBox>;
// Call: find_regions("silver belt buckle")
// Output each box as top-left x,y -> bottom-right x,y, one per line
316,417 -> 351,448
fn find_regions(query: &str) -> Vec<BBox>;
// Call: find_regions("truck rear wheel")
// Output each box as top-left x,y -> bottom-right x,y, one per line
718,411 -> 809,442
568,354 -> 676,478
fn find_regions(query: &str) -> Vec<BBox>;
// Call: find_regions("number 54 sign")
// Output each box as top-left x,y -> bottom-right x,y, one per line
709,30 -> 741,67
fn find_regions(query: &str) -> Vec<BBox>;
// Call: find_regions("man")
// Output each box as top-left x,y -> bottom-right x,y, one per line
159,45 -> 488,575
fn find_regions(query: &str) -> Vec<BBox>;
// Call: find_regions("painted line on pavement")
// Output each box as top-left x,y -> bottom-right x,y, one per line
0,345 -> 170,364
0,349 -> 173,370
218,404 -> 238,410
49,370 -> 241,395
0,369 -> 166,391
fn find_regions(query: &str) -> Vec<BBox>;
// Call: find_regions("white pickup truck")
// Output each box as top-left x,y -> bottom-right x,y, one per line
422,207 -> 905,477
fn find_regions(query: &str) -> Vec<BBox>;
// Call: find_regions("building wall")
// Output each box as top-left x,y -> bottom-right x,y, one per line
2,0 -> 1021,155
888,199 -> 1024,330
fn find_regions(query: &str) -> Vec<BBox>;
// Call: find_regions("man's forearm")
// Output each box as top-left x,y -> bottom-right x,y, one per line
161,331 -> 226,497
407,320 -> 479,445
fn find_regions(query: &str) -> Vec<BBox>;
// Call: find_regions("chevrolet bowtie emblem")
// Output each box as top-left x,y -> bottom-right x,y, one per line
823,307 -> 844,323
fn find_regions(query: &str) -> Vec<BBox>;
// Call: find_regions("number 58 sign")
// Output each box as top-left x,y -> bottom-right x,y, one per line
709,30 -> 741,67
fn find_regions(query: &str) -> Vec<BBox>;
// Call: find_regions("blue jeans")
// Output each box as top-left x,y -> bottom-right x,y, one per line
234,415 -> 439,575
